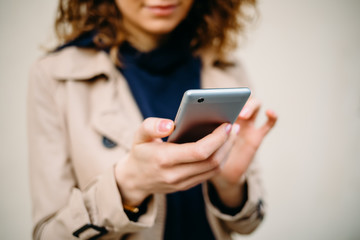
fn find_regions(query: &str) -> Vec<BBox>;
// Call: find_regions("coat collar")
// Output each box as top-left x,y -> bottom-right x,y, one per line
49,47 -> 116,81
48,46 -> 241,84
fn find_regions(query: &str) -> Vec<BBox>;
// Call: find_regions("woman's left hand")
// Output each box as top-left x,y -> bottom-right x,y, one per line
210,98 -> 278,207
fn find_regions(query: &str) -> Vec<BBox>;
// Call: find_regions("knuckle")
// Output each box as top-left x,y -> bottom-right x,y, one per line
178,181 -> 193,191
178,184 -> 190,192
214,166 -> 221,174
208,158 -> 220,169
142,118 -> 155,133
163,173 -> 179,185
157,155 -> 171,168
142,117 -> 151,127
193,146 -> 210,160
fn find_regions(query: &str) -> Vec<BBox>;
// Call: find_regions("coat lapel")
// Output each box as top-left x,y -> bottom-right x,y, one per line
90,71 -> 143,151
51,47 -> 143,151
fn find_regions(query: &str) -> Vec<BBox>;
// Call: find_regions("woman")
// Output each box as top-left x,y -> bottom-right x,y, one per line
28,0 -> 277,239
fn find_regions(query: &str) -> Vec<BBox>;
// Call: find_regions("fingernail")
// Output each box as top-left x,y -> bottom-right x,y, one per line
225,124 -> 232,134
233,124 -> 240,134
240,107 -> 249,118
159,120 -> 173,132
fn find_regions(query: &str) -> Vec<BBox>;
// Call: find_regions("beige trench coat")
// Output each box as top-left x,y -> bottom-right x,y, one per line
27,47 -> 265,240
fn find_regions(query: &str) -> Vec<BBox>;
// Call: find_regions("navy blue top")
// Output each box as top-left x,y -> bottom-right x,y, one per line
118,40 -> 216,240
118,41 -> 200,122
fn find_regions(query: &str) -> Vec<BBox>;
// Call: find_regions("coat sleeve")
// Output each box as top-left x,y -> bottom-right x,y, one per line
27,60 -> 158,240
203,158 -> 266,236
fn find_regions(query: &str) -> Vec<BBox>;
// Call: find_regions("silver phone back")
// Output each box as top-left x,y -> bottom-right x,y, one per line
168,88 -> 251,143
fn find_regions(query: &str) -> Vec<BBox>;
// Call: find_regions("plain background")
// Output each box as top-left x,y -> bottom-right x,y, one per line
0,0 -> 359,239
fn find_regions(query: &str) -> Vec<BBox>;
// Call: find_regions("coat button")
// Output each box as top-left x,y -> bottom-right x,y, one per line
102,136 -> 117,148
257,199 -> 264,220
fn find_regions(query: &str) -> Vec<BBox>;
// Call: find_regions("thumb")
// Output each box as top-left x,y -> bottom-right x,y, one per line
133,117 -> 174,144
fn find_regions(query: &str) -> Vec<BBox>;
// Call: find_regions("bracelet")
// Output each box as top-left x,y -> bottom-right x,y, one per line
123,204 -> 139,213
122,196 -> 151,222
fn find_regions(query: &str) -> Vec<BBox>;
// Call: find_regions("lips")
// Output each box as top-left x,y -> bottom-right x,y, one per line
145,3 -> 179,16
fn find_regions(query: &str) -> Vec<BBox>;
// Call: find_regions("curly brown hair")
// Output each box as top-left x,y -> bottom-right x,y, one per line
55,0 -> 257,64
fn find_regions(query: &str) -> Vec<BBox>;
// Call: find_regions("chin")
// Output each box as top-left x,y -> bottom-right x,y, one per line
144,20 -> 181,35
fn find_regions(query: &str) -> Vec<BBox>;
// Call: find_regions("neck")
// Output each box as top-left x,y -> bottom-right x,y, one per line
123,21 -> 167,52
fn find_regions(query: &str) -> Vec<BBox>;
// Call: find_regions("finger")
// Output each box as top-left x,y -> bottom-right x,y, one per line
212,123 -> 240,168
162,123 -> 232,165
162,158 -> 222,185
176,167 -> 220,191
133,117 -> 174,144
239,98 -> 261,120
259,109 -> 278,137
162,124 -> 239,183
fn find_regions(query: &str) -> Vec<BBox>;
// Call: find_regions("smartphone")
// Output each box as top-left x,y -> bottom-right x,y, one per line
167,87 -> 251,143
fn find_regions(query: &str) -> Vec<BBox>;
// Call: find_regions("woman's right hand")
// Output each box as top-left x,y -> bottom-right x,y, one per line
114,117 -> 233,207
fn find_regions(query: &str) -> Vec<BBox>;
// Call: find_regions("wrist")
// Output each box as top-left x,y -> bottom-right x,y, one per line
211,174 -> 246,191
114,160 -> 149,207
210,175 -> 247,208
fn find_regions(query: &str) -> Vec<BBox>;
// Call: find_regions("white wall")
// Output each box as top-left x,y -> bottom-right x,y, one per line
0,0 -> 58,238
235,0 -> 360,239
0,0 -> 359,239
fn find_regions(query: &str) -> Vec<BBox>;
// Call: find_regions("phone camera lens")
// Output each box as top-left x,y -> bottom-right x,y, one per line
197,98 -> 204,103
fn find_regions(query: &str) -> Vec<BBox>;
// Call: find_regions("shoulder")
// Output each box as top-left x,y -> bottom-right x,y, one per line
200,50 -> 251,88
29,47 -> 116,82
216,56 -> 249,83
